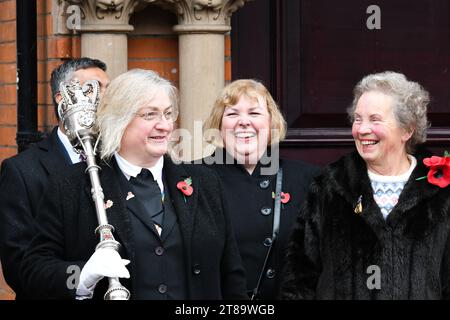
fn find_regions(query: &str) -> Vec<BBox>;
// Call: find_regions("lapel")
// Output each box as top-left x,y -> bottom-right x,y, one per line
328,152 -> 387,239
160,179 -> 177,242
84,159 -> 135,261
385,151 -> 442,235
162,156 -> 199,258
39,127 -> 72,174
127,199 -> 161,237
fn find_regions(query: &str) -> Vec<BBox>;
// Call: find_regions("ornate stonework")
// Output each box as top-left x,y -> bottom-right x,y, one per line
56,0 -> 252,33
142,0 -> 251,32
58,0 -> 141,32
53,0 -> 252,160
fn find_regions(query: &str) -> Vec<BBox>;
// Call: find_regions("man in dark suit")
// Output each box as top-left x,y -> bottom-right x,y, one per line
0,57 -> 110,299
20,69 -> 247,300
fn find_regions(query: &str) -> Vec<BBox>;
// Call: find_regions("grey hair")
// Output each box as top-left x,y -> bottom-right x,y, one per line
96,69 -> 178,160
348,71 -> 430,153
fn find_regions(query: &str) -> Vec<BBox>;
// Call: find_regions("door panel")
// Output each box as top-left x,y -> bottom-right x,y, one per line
232,0 -> 450,166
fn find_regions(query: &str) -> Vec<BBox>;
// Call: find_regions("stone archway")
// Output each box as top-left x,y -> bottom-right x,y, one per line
56,0 -> 252,160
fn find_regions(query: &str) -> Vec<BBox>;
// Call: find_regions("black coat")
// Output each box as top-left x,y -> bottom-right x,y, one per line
281,150 -> 450,300
0,127 -> 71,298
20,156 -> 247,300
204,150 -> 319,299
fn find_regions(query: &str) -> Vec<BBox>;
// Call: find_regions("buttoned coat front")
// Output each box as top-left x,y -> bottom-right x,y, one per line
205,150 -> 319,299
21,156 -> 247,300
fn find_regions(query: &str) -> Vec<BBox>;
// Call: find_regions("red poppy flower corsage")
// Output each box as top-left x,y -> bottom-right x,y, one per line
177,177 -> 193,202
272,191 -> 291,204
417,151 -> 450,188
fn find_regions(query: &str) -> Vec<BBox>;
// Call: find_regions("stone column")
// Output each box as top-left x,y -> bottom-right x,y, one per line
61,0 -> 141,79
144,0 -> 251,160
56,0 -> 251,159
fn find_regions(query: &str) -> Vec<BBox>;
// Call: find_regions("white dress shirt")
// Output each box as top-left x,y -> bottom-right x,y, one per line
57,127 -> 83,164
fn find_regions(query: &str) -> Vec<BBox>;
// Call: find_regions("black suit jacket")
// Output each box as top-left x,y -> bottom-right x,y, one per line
0,127 -> 72,298
20,156 -> 247,300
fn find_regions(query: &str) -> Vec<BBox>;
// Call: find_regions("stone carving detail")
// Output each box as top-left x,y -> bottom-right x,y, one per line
62,0 -> 140,31
140,0 -> 252,26
56,0 -> 251,33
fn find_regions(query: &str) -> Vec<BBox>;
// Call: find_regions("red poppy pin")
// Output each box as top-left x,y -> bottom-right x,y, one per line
177,177 -> 193,202
417,151 -> 450,188
272,191 -> 291,204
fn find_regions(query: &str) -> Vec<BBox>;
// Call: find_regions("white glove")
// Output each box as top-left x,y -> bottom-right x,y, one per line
76,247 -> 130,300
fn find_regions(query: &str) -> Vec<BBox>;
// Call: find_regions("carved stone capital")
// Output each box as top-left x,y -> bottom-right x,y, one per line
141,0 -> 253,34
57,0 -> 142,33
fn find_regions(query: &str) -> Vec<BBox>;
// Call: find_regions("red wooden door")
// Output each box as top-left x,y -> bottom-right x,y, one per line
232,0 -> 450,166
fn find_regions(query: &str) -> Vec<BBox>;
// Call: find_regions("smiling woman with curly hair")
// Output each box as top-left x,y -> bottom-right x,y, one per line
281,71 -> 450,300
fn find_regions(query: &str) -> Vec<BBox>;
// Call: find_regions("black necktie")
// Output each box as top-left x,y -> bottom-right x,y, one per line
129,169 -> 164,229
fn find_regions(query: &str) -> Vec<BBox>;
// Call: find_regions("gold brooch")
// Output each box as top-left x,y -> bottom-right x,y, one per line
354,195 -> 363,214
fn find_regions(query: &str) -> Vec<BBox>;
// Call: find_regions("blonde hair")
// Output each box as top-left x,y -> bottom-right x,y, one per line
348,71 -> 430,153
96,69 -> 178,160
204,79 -> 286,146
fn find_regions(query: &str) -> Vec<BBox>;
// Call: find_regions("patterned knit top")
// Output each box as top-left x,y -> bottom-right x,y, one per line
368,155 -> 417,219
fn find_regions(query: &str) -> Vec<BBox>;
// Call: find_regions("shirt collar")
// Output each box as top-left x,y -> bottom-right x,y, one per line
57,127 -> 82,164
114,152 -> 164,192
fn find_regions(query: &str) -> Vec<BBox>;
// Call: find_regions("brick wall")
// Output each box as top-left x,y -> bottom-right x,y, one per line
0,0 -> 16,300
0,0 -> 81,164
0,2 -> 232,300
0,3 -> 232,164
36,0 -> 81,136
225,34 -> 232,83
0,0 -> 17,162
127,33 -> 231,87
0,0 -> 19,300
128,36 -> 179,84
128,5 -> 233,86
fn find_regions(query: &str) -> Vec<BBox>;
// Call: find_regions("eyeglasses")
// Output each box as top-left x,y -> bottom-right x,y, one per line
135,108 -> 179,123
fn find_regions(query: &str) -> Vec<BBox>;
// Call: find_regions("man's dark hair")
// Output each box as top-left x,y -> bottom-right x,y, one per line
50,57 -> 107,119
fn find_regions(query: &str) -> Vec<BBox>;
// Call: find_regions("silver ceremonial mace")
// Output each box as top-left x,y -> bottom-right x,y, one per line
58,79 -> 131,300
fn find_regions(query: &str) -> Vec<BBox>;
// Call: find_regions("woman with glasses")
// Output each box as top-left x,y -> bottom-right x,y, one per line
21,69 -> 247,300
202,79 -> 319,299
